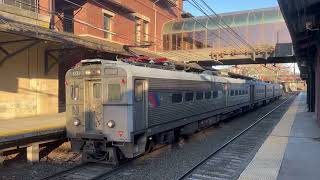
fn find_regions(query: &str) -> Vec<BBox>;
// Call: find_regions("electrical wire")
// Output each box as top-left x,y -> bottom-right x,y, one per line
187,0 -> 244,50
165,0 -> 242,50
197,0 -> 257,52
8,0 -> 221,63
188,0 -> 279,74
10,0 -> 197,61
89,0 -> 217,62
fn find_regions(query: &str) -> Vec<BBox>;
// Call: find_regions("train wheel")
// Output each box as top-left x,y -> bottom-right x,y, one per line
104,147 -> 119,166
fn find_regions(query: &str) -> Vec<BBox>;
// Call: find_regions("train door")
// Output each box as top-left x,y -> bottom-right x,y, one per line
265,85 -> 267,98
273,85 -> 275,97
134,79 -> 147,131
224,83 -> 228,107
250,85 -> 255,104
85,80 -> 103,132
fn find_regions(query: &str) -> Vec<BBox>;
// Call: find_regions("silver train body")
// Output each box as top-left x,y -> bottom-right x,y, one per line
65,59 -> 283,164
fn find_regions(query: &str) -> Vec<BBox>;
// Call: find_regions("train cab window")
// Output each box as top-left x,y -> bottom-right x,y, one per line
235,90 -> 239,96
134,81 -> 143,102
93,83 -> 101,99
205,91 -> 211,99
196,92 -> 204,100
185,92 -> 194,102
172,93 -> 183,103
212,91 -> 218,98
108,84 -> 121,101
230,90 -> 234,96
71,85 -> 79,100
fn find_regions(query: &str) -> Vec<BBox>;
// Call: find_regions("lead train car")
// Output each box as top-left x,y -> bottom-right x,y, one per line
66,59 -> 282,164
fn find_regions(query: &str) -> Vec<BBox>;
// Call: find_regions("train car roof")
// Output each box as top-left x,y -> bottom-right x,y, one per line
98,60 -> 247,84
80,59 -> 275,85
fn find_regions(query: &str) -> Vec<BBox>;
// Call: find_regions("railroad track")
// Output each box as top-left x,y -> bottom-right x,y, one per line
42,143 -> 167,180
41,162 -> 122,180
177,94 -> 296,180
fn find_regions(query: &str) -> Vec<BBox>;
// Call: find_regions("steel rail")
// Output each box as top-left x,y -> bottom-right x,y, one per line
41,162 -> 95,180
177,94 -> 296,180
42,144 -> 167,180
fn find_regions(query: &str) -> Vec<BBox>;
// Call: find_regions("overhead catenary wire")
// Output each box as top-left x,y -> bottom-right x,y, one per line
89,0 -> 218,62
196,0 -> 257,52
187,0 -> 245,51
188,0 -> 279,74
13,0 -> 201,61
9,0 -> 221,63
165,0 -> 243,50
65,0 -> 212,61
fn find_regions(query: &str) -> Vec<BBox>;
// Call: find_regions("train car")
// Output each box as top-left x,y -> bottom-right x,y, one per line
65,59 -> 282,164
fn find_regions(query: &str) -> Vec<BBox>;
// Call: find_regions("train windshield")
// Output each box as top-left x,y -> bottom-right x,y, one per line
71,85 -> 79,100
93,83 -> 102,99
108,84 -> 121,101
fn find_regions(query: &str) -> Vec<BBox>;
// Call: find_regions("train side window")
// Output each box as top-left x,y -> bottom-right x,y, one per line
185,92 -> 194,102
239,90 -> 242,95
205,91 -> 211,99
230,90 -> 234,96
212,91 -> 218,98
71,85 -> 79,100
134,81 -> 143,102
172,93 -> 182,103
93,83 -> 101,99
196,92 -> 204,100
235,90 -> 239,96
108,84 -> 121,101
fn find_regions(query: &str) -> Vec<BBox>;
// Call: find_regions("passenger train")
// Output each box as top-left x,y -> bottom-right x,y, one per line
65,59 -> 283,164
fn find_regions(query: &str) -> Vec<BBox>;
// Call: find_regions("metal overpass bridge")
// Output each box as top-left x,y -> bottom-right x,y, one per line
160,7 -> 296,68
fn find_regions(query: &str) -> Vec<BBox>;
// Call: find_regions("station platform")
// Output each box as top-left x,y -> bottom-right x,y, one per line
0,113 -> 66,163
0,113 -> 65,143
238,92 -> 320,180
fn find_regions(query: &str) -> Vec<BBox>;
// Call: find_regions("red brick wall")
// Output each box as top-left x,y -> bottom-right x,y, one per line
59,0 -> 182,52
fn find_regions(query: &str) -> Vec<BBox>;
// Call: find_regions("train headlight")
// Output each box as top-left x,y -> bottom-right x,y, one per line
84,69 -> 92,75
74,119 -> 81,126
96,69 -> 101,75
107,120 -> 115,128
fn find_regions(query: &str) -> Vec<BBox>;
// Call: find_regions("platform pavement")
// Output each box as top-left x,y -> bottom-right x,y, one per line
237,92 -> 320,180
0,113 -> 65,142
0,113 -> 66,163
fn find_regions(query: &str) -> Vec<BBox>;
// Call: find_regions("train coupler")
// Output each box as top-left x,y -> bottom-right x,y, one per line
82,141 -> 119,165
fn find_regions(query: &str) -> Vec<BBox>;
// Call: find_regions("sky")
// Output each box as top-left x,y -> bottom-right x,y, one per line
183,0 -> 279,15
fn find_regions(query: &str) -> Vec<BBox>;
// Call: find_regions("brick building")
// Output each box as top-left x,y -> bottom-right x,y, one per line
54,0 -> 183,52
